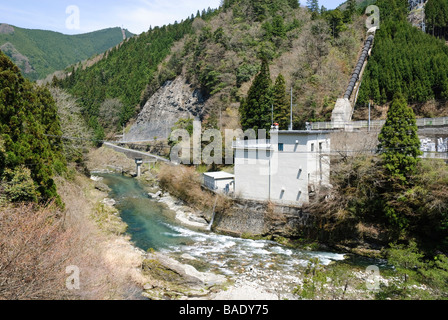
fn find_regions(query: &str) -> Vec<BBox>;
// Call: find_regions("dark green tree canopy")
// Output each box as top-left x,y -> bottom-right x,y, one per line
272,74 -> 290,130
378,93 -> 422,183
0,50 -> 65,204
239,59 -> 272,133
425,0 -> 448,39
358,0 -> 448,106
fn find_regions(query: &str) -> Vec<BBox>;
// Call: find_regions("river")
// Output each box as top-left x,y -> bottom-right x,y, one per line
98,173 -> 374,298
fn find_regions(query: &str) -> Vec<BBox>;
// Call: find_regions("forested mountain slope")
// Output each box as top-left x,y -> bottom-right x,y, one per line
56,0 -> 365,139
56,15 -> 201,140
0,51 -> 65,204
0,24 -> 133,81
355,0 -> 448,119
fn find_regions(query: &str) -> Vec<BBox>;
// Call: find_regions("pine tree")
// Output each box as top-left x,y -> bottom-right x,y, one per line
378,93 -> 422,183
346,0 -> 357,17
307,0 -> 320,19
378,93 -> 422,231
252,0 -> 267,21
272,15 -> 287,39
239,59 -> 272,134
272,74 -> 290,130
287,0 -> 300,9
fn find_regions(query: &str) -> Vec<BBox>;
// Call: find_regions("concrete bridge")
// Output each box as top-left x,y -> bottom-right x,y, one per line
103,141 -> 172,176
103,142 -> 170,163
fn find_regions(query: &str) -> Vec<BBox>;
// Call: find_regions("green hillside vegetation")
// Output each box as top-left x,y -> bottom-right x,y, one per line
0,24 -> 133,81
164,0 -> 365,129
0,51 -> 66,205
356,0 -> 448,116
425,0 -> 448,39
56,13 -> 207,141
310,97 -> 448,255
55,0 -> 365,138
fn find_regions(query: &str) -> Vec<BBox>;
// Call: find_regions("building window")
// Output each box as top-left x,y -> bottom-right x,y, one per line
311,143 -> 314,152
278,143 -> 284,152
319,142 -> 323,151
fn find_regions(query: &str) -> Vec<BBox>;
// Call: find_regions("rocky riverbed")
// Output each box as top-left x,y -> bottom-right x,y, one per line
87,148 -> 392,301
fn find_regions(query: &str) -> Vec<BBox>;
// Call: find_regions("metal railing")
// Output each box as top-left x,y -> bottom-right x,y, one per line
232,139 -> 272,149
311,117 -> 448,131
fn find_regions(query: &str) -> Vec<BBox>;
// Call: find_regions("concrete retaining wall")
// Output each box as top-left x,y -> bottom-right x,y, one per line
213,199 -> 316,238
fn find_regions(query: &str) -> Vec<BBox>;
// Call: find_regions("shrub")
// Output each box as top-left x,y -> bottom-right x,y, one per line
0,203 -> 75,299
157,164 -> 232,214
1,166 -> 39,203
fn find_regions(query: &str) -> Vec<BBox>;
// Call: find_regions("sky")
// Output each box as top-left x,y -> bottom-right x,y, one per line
0,0 -> 346,35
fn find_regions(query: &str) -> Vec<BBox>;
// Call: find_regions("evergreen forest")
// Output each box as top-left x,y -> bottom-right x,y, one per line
0,51 -> 65,205
357,0 -> 448,111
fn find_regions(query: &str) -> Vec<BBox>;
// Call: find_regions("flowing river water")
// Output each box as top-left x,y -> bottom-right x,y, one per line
99,173 -> 382,298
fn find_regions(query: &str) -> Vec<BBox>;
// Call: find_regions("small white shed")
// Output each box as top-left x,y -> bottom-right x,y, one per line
203,172 -> 235,194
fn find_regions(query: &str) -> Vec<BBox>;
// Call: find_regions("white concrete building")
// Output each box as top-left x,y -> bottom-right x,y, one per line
233,129 -> 331,206
203,172 -> 235,195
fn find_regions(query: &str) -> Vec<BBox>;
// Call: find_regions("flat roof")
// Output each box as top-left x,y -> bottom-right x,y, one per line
203,172 -> 235,180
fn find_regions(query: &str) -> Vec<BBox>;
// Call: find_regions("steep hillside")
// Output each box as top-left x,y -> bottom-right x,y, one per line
56,15 -> 201,140
0,51 -> 66,204
0,24 -> 133,81
56,0 -> 365,139
140,0 -> 366,131
355,0 -> 448,119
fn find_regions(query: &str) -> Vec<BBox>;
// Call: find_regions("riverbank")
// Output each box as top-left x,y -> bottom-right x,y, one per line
82,147 -> 376,300
77,146 -> 448,301
54,172 -> 148,299
84,147 -> 288,300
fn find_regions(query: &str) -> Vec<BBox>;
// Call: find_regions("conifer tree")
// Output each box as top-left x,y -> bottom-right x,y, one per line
378,93 -> 422,231
378,93 -> 422,183
307,0 -> 320,19
272,74 -> 290,130
272,15 -> 287,39
0,51 -> 64,204
287,0 -> 300,9
252,0 -> 267,21
346,0 -> 357,19
239,59 -> 272,134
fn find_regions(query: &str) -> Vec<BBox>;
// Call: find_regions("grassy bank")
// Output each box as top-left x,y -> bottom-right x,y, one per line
157,163 -> 233,222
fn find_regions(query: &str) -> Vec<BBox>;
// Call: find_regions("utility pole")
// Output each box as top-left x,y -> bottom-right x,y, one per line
289,86 -> 293,130
368,102 -> 371,132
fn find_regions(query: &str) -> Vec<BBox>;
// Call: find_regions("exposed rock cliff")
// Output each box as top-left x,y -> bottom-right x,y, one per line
0,42 -> 35,75
127,76 -> 205,141
0,24 -> 14,35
